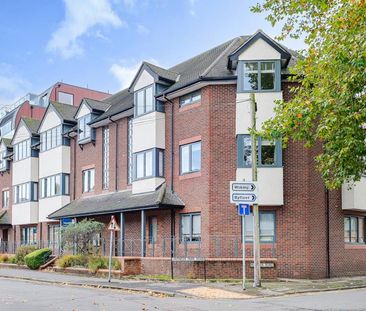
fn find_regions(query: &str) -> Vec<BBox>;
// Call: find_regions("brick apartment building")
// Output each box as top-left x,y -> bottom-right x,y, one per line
1,31 -> 365,279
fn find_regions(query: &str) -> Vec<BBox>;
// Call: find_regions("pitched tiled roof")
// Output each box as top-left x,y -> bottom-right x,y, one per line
90,32 -> 300,124
22,117 -> 41,135
0,210 -> 11,226
83,98 -> 111,113
90,89 -> 134,125
50,101 -> 78,123
144,62 -> 179,82
48,183 -> 184,219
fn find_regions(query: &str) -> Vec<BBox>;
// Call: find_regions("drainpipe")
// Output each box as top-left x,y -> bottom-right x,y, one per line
109,117 -> 118,192
73,137 -> 76,200
163,95 -> 175,279
325,188 -> 331,278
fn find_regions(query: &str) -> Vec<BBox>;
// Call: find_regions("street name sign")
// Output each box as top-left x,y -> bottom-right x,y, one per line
230,181 -> 258,204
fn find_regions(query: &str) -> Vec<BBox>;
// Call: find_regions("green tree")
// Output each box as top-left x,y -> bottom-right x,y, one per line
62,219 -> 104,255
252,0 -> 366,189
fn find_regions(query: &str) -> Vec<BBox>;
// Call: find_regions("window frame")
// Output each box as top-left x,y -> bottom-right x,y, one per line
40,173 -> 70,199
13,182 -> 38,204
180,213 -> 201,243
133,148 -> 164,181
180,90 -> 201,107
40,125 -> 63,152
57,91 -> 74,106
180,141 -> 201,175
82,168 -> 95,193
242,211 -> 276,243
2,190 -> 9,209
134,85 -> 155,117
237,135 -> 282,168
78,114 -> 92,142
13,139 -> 31,162
238,60 -> 281,93
344,216 -> 366,244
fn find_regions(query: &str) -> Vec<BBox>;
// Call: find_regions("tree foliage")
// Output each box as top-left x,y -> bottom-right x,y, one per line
252,0 -> 366,189
62,219 -> 104,255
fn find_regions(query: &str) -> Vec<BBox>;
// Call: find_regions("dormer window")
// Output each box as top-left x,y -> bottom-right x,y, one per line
78,114 -> 92,142
240,60 -> 280,92
135,85 -> 154,117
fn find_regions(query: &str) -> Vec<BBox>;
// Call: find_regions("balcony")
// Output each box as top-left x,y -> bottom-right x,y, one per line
342,178 -> 366,211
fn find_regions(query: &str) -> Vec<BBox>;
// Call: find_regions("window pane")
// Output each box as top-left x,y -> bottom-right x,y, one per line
136,153 -> 144,179
90,169 -> 95,191
46,131 -> 52,150
158,150 -> 163,177
145,87 -> 153,113
243,136 -> 252,166
261,73 -> 275,90
191,142 -> 201,171
261,140 -> 276,165
192,214 -> 201,241
83,172 -> 88,192
243,62 -> 258,90
51,128 -> 56,148
149,217 -> 157,243
64,174 -> 70,195
260,213 -> 275,242
55,175 -> 61,195
180,145 -> 190,174
358,218 -> 365,243
58,92 -> 74,105
350,217 -> 358,242
137,90 -> 144,115
145,150 -> 153,177
56,126 -> 62,146
181,215 -> 191,241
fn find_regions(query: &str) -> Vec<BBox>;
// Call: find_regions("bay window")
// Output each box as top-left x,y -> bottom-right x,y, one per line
135,85 -> 154,117
78,115 -> 92,141
40,126 -> 62,152
40,174 -> 70,198
344,216 -> 365,244
237,135 -> 282,167
13,182 -> 38,204
133,148 -> 164,180
240,60 -> 280,92
14,139 -> 31,162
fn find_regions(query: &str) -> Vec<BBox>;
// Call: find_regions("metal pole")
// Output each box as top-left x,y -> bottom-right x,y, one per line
120,212 -> 125,256
108,229 -> 113,282
250,93 -> 261,287
242,214 -> 246,290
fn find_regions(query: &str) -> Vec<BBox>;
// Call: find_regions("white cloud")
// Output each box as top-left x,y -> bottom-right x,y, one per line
0,63 -> 31,108
109,59 -> 159,90
137,24 -> 150,34
46,0 -> 124,59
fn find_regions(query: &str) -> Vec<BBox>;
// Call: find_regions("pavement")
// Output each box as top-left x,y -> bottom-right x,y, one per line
2,266 -> 366,299
1,276 -> 366,310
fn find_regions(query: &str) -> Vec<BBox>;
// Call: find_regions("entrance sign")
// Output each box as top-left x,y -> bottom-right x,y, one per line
230,181 -> 258,204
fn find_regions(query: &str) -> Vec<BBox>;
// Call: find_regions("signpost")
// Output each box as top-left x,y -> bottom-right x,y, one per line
107,215 -> 120,282
230,181 -> 257,290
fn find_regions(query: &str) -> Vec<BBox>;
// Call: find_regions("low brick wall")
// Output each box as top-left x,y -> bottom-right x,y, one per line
140,257 -> 277,279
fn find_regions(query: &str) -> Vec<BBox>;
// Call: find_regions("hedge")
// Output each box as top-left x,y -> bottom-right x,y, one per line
14,245 -> 38,265
24,248 -> 52,270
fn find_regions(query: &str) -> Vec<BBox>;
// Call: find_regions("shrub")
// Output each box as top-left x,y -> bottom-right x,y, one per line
87,256 -> 121,273
14,245 -> 37,265
0,254 -> 9,263
9,256 -> 16,264
56,255 -> 88,268
24,248 -> 52,270
62,219 -> 104,255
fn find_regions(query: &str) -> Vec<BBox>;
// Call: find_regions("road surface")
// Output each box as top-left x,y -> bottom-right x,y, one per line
0,277 -> 366,310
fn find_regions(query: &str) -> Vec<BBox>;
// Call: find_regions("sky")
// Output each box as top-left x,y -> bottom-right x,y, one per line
0,0 -> 305,107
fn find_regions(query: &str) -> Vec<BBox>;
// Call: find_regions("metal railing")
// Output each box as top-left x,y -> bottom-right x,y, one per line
0,236 -> 276,260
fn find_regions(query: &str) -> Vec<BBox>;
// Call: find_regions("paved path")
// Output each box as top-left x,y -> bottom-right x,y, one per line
1,277 -> 366,310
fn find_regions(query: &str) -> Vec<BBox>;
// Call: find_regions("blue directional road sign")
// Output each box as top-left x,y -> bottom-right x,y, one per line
238,204 -> 250,216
